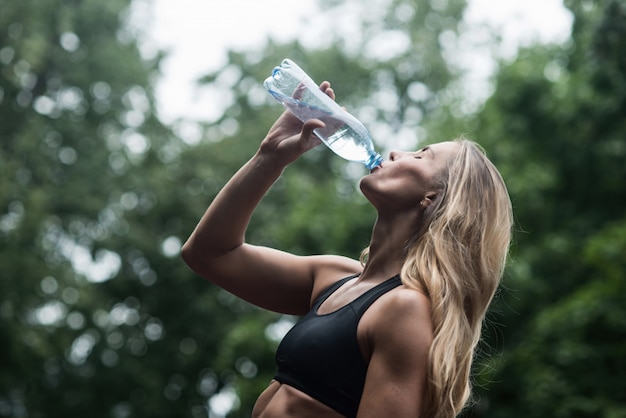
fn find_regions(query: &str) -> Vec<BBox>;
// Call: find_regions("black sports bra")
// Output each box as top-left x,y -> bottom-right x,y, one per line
274,274 -> 403,417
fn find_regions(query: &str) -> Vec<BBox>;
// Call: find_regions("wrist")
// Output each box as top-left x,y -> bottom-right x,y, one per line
251,149 -> 289,177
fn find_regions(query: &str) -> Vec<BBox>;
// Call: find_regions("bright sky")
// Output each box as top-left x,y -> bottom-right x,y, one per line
132,0 -> 573,125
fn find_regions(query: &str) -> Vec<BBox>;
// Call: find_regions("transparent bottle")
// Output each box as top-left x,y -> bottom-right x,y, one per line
264,59 -> 383,170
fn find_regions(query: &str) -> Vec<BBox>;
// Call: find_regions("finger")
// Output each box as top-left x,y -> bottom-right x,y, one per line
319,81 -> 335,101
293,82 -> 306,100
326,87 -> 335,101
303,118 -> 325,131
301,118 -> 325,138
300,119 -> 325,150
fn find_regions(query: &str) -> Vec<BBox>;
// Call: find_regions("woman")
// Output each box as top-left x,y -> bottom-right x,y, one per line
182,81 -> 513,418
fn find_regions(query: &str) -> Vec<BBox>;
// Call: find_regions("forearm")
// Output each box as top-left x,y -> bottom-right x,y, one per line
182,150 -> 285,261
182,82 -> 334,275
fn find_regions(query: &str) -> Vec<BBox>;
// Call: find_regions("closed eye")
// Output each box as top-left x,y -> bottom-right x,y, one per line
415,146 -> 430,159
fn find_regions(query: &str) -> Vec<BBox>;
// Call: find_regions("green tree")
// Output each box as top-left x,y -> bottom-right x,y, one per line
455,1 -> 626,417
0,0 -> 229,416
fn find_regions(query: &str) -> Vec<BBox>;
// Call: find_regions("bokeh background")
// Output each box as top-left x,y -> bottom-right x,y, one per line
1,0 -> 624,417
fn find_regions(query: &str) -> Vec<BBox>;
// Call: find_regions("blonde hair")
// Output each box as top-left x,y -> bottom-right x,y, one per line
400,139 -> 513,417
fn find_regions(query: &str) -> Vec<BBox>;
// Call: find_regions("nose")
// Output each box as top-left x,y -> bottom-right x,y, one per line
389,151 -> 400,161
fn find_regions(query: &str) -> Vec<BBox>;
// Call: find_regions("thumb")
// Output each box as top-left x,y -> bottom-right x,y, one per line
301,118 -> 325,139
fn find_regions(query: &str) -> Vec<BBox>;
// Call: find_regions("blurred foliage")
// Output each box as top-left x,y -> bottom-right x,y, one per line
0,0 -> 624,417
460,1 -> 626,417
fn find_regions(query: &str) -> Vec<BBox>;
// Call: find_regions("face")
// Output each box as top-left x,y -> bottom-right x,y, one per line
360,141 -> 460,213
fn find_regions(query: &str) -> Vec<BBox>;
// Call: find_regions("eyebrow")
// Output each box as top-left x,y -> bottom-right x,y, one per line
420,146 -> 434,157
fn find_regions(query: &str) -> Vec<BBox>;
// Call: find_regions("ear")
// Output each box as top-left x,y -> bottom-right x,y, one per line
420,191 -> 438,208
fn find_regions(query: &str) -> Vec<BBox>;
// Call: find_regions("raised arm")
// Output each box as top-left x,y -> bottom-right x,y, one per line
182,82 -> 361,315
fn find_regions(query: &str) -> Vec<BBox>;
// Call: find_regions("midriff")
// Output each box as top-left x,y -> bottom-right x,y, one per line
252,380 -> 345,418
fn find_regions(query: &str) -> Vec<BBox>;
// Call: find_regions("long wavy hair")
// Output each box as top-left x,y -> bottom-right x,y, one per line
399,139 -> 512,417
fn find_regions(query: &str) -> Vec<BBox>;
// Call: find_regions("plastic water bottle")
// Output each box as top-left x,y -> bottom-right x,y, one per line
264,59 -> 383,170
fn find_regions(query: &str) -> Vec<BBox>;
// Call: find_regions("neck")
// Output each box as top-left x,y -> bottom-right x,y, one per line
360,211 -> 422,282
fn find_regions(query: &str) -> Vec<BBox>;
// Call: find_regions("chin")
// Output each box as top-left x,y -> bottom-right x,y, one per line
358,180 -> 377,206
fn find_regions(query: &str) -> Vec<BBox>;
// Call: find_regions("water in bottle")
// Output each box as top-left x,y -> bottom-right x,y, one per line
264,59 -> 383,170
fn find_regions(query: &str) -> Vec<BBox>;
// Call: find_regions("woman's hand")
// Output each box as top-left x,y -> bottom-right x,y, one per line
259,81 -> 336,165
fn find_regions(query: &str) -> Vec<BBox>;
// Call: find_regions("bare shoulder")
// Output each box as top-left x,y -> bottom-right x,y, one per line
366,286 -> 433,348
380,287 -> 431,320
